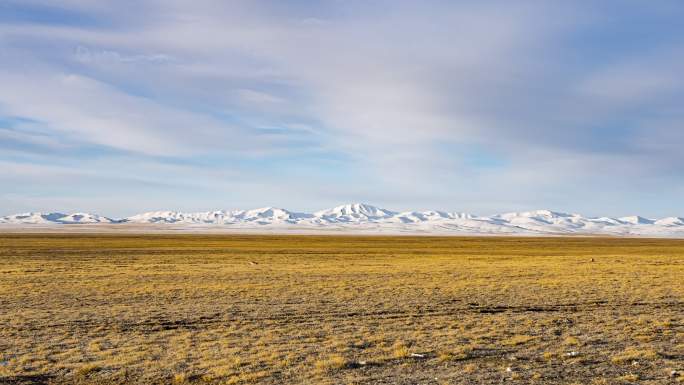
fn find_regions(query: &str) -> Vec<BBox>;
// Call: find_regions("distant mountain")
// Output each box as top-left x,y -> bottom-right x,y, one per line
313,203 -> 395,223
0,212 -> 113,224
1,203 -> 683,237
124,207 -> 311,224
618,216 -> 655,225
655,217 -> 684,227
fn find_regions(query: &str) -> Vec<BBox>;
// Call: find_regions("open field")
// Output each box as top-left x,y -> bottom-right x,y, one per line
0,234 -> 683,385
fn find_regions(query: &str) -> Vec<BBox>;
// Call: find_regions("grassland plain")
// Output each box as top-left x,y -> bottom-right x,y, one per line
0,234 -> 682,385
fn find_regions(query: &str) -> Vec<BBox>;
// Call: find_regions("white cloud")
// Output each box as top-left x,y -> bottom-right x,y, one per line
74,46 -> 173,64
1,1 -> 683,216
0,69 -> 273,156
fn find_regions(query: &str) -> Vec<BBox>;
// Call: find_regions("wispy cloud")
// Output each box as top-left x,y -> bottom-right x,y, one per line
74,46 -> 173,64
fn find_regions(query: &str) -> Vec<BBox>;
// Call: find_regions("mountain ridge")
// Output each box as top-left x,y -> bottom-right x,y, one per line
2,203 -> 683,237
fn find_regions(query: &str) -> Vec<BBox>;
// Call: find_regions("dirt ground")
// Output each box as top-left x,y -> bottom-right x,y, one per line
0,234 -> 682,384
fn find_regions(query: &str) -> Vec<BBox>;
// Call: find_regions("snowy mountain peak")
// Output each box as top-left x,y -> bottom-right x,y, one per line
532,209 -> 576,217
126,211 -> 186,223
655,217 -> 684,226
244,207 -> 292,218
314,203 -> 395,219
498,209 -> 575,221
241,207 -> 311,222
0,212 -> 112,224
59,213 -> 112,223
393,211 -> 474,223
0,212 -> 63,224
618,216 -> 654,225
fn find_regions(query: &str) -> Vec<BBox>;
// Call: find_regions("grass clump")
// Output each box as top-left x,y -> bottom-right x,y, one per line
611,347 -> 659,364
75,363 -> 101,377
314,355 -> 348,373
504,335 -> 535,346
392,346 -> 409,359
173,373 -> 187,383
390,341 -> 410,359
617,373 -> 639,382
437,351 -> 454,362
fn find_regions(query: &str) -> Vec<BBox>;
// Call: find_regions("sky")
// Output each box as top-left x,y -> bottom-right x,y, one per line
1,0 -> 683,218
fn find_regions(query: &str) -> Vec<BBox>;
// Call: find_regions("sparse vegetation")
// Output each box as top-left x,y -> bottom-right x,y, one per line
0,234 -> 682,384
314,354 -> 348,373
504,335 -> 535,346
75,362 -> 103,379
564,336 -> 581,346
611,347 -> 659,364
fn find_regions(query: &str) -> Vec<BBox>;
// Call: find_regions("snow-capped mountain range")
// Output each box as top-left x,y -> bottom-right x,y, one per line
2,203 -> 684,237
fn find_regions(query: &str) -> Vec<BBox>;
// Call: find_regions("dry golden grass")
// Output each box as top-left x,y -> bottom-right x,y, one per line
0,234 -> 682,384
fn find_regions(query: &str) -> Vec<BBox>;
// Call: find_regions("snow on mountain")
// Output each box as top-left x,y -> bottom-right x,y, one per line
618,216 -> 655,225
656,217 -> 684,226
486,210 -> 578,234
393,211 -> 447,223
655,217 -> 684,227
0,212 -> 113,224
59,213 -> 113,223
0,212 -> 65,224
392,211 -> 475,223
313,203 -> 395,222
1,204 -> 683,237
240,207 -> 311,223
126,210 -> 221,224
495,210 -> 581,226
590,217 -> 624,225
497,209 -> 575,220
125,211 -> 196,224
125,207 -> 311,225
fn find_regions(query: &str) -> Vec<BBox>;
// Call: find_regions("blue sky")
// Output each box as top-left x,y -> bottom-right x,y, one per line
1,1 -> 683,217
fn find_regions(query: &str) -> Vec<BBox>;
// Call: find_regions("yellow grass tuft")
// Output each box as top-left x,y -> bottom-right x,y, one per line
611,347 -> 659,364
314,355 -> 348,373
504,335 -> 535,346
75,363 -> 101,377
392,345 -> 410,359
617,373 -> 639,382
437,351 -> 454,362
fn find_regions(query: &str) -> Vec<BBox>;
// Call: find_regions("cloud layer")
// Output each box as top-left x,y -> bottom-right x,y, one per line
1,1 -> 683,216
